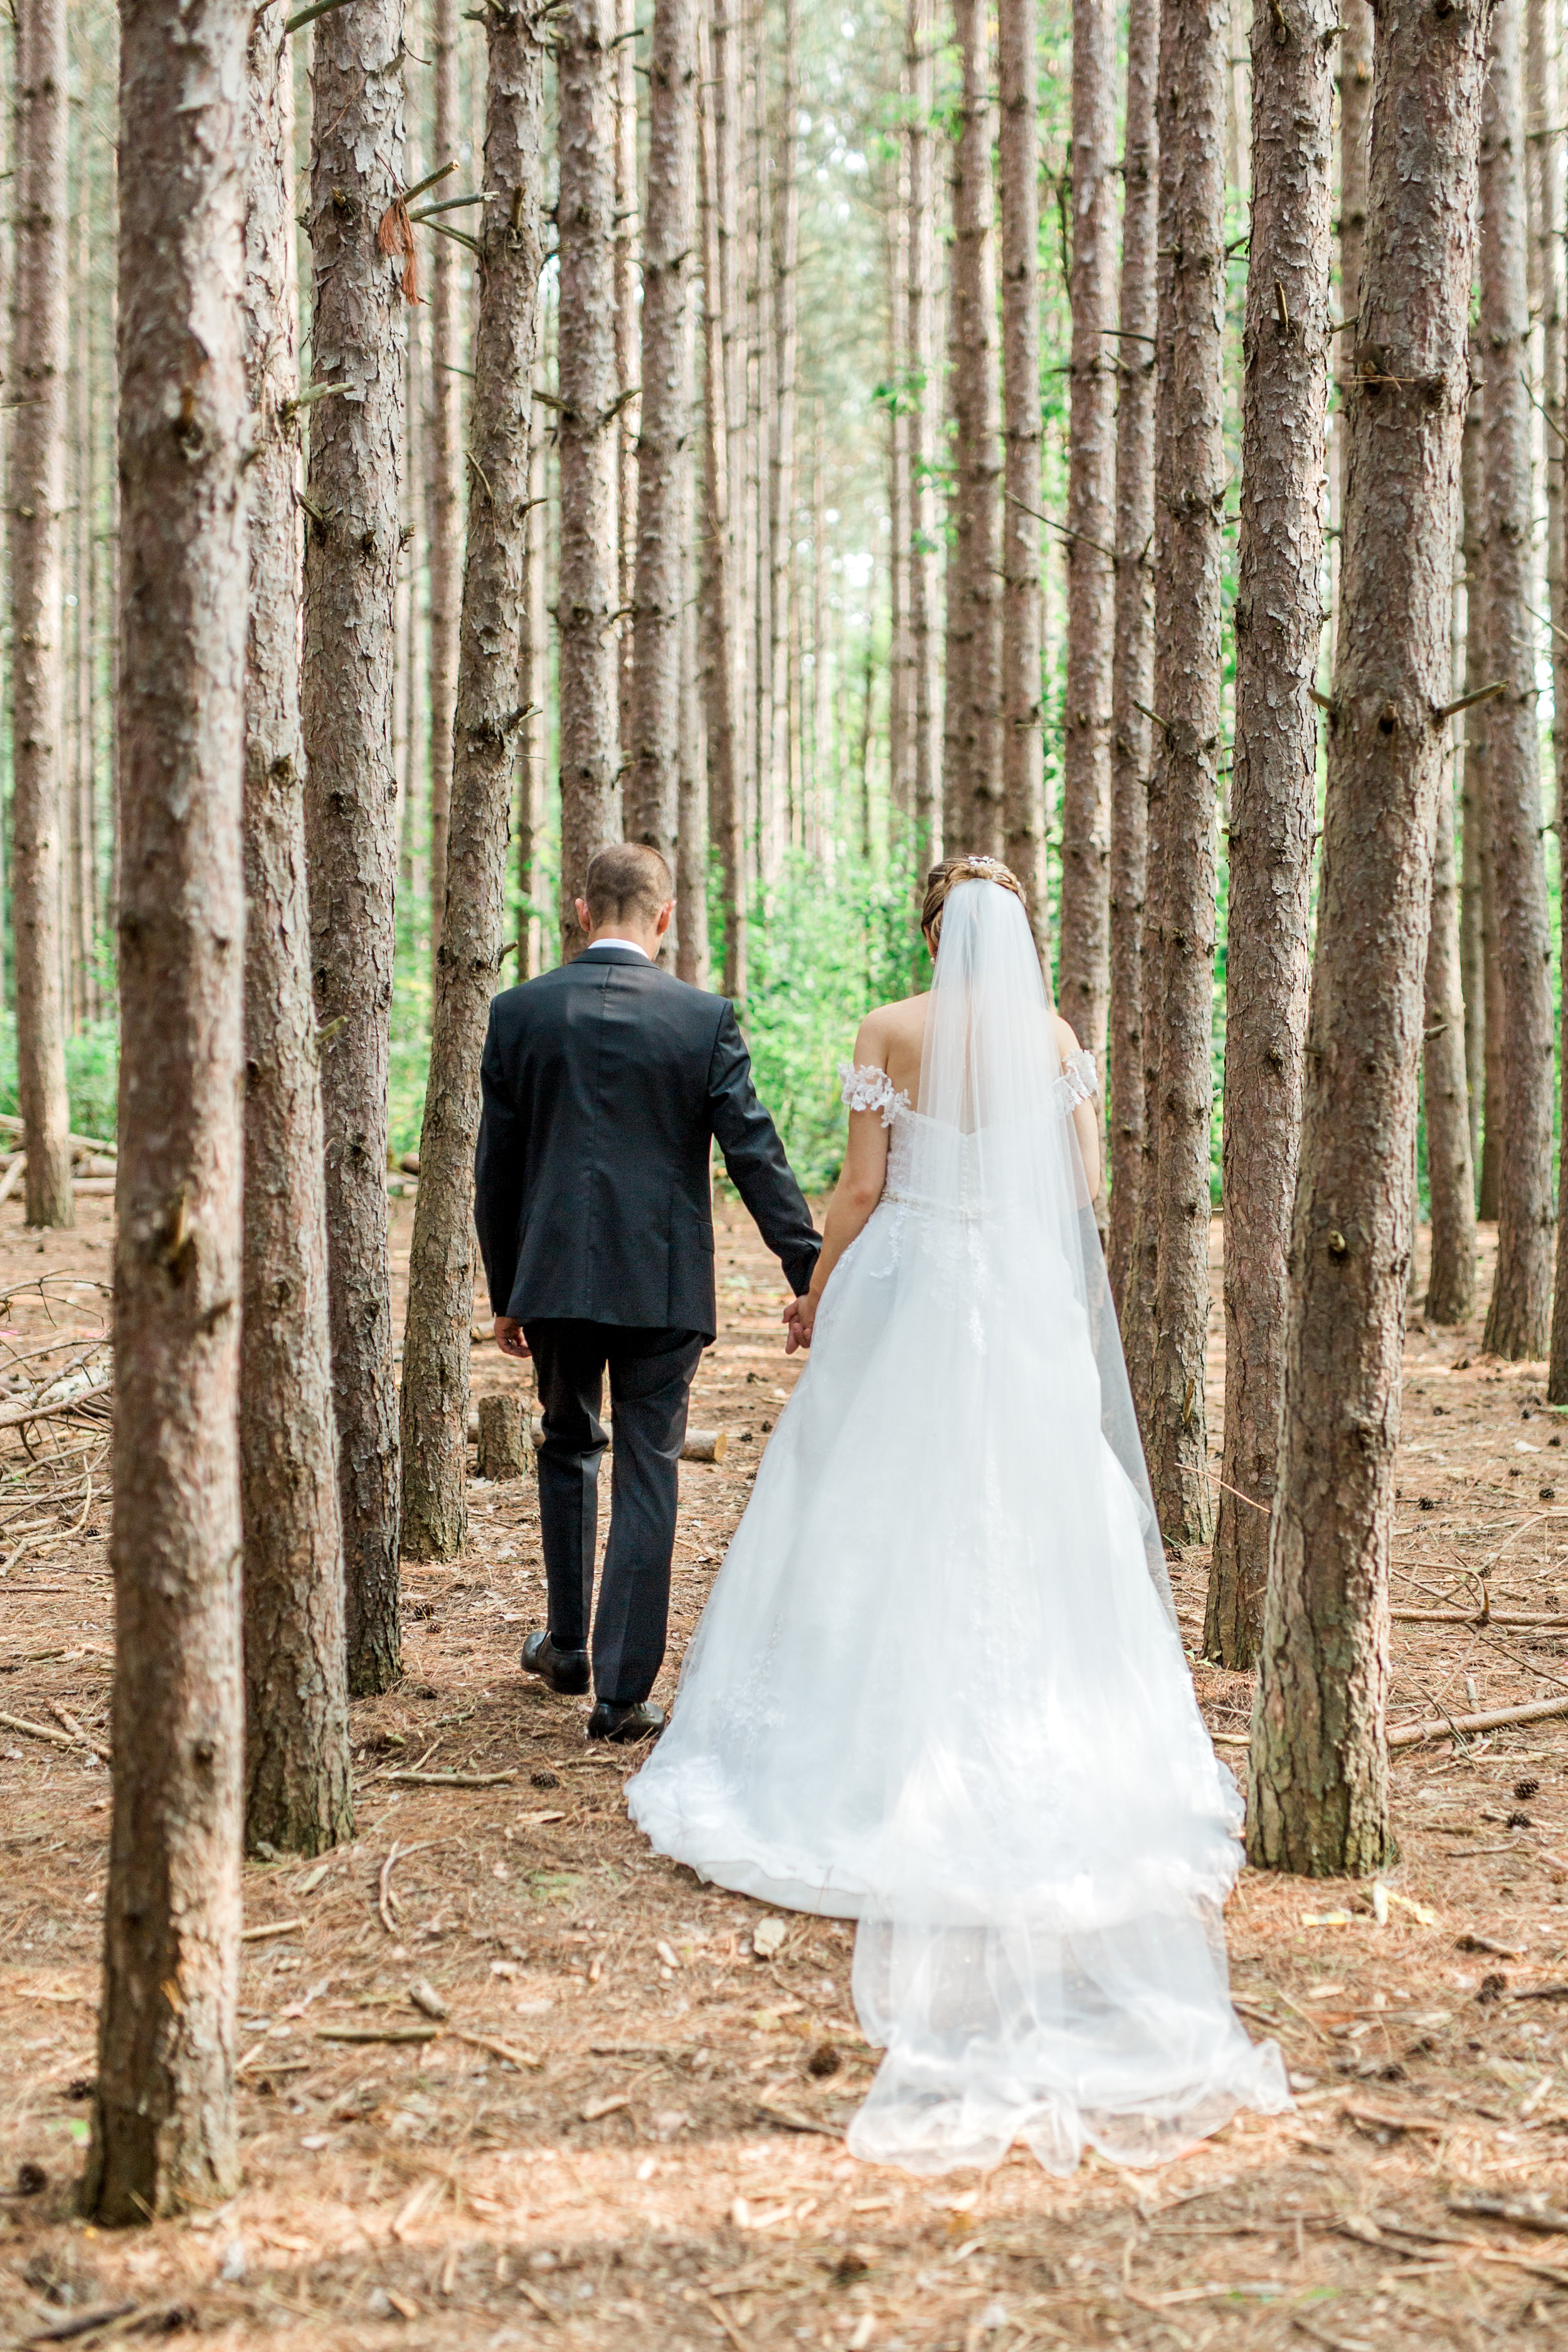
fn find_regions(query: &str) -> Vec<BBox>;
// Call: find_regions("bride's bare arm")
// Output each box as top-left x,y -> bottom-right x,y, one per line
1052,1015 -> 1101,1200
783,1018 -> 893,1352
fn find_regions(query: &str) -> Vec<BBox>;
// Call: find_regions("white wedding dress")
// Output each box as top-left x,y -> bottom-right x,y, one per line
628,880 -> 1288,2175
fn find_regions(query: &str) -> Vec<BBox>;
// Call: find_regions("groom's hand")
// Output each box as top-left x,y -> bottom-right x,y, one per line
494,1316 -> 529,1360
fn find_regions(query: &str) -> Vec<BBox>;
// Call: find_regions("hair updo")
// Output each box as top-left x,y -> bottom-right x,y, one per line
920,856 -> 1025,946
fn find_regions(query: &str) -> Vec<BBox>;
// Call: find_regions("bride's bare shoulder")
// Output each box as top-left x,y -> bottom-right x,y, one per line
852,992 -> 930,1061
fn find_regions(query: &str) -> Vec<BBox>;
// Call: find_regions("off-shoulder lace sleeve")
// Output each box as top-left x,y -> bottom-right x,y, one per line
1054,1049 -> 1099,1114
838,1059 -> 909,1129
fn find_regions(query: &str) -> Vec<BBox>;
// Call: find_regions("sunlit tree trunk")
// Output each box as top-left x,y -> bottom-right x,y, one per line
1423,750 -> 1476,1323
702,6 -> 744,995
1146,0 -> 1226,1544
1207,0 -> 1333,1666
906,0 -> 940,861
768,0 -> 798,857
1057,0 -> 1115,1096
942,0 -> 1002,856
302,0 -> 407,1695
240,0 -> 351,1857
1458,375 -> 1486,1178
557,0 -> 620,954
1249,0 -> 1488,1877
9,0 -> 73,1229
84,0 -> 248,2222
426,0 -> 462,956
888,131 -> 911,828
998,0 -> 1046,951
1336,0 -> 1372,526
614,0 -> 638,783
401,0 -> 546,1559
516,405 -> 547,975
1479,3 -> 1554,1360
1107,0 -> 1158,1316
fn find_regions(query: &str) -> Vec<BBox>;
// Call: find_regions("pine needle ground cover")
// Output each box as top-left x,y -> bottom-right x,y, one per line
0,1196 -> 1565,2346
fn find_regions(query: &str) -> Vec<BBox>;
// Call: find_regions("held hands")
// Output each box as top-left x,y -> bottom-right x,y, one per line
782,1291 -> 819,1355
494,1315 -> 530,1360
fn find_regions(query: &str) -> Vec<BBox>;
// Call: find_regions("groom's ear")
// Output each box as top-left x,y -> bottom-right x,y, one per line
655,899 -> 674,936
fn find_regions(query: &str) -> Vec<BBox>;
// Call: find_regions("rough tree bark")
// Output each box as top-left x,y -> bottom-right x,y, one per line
1146,0 -> 1227,1544
701,8 -> 744,997
677,393 -> 708,982
942,0 -> 1002,857
426,0 -> 462,956
1423,750 -> 1476,1322
888,140 -> 911,825
83,0 -> 249,2223
1478,5 -> 1554,1360
516,405 -> 547,976
767,0 -> 799,854
1459,365 -> 1488,1179
1206,0 -> 1333,1670
556,0 -> 621,955
401,0 -> 546,1560
627,0 -> 696,886
1249,0 -> 1490,1877
8,0 -> 74,1230
1107,0 -> 1158,1314
240,0 -> 352,1856
997,0 -> 1046,951
614,0 -> 638,782
1058,0 -> 1115,1094
1337,0 -> 1372,522
906,0 -> 940,859
302,0 -> 407,1695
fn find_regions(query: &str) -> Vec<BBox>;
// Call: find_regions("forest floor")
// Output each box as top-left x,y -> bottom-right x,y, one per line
2,1193 -> 1568,2349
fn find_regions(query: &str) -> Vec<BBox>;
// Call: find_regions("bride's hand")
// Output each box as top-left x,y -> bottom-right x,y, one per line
783,1291 -> 818,1354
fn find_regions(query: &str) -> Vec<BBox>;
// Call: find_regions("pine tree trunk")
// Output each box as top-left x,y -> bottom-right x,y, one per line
401,0 -> 546,1561
627,0 -> 696,891
9,0 -> 74,1230
1106,0 -> 1158,1314
905,0 -> 940,860
240,1 -> 352,1857
698,33 -> 743,996
1549,72 -> 1568,1399
1459,364 -> 1489,1180
1479,5 -> 1554,1360
614,0 -> 639,785
677,401 -> 709,983
1146,0 -> 1227,1545
302,0 -> 407,1696
887,144 -> 911,827
998,0 -> 1046,951
426,0 -> 462,957
1058,0 -> 1115,1078
1336,0 -> 1372,523
517,406 -> 548,976
1535,1 -> 1565,849
1423,751 -> 1476,1322
83,0 -> 248,2222
942,0 -> 1002,857
1248,0 -> 1488,1878
557,0 -> 621,954
767,0 -> 798,860
747,11 -> 771,877
1205,0 -> 1333,1666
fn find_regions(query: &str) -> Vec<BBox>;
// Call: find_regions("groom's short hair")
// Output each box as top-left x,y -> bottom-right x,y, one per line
585,842 -> 673,928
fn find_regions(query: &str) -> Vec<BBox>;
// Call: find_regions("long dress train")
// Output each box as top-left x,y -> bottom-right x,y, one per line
628,879 -> 1288,2175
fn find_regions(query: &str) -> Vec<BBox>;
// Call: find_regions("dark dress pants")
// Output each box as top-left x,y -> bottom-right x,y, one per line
524,1320 -> 706,1707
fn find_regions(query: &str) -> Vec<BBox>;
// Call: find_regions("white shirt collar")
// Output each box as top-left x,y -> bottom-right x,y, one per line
583,936 -> 651,959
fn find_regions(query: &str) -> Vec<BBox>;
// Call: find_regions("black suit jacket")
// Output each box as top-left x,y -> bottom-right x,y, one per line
474,947 -> 820,1340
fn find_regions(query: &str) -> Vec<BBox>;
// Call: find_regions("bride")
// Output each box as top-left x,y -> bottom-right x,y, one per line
628,857 -> 1288,2176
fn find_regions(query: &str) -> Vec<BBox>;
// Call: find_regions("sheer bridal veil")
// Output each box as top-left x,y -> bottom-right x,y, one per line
843,874 -> 1287,2174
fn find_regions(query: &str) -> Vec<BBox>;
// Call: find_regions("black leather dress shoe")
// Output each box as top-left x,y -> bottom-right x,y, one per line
521,1629 -> 590,1695
586,1698 -> 666,1744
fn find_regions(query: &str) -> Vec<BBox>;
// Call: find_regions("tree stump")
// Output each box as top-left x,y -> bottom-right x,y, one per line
477,1392 -> 531,1481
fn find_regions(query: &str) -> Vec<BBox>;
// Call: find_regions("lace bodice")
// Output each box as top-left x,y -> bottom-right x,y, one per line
837,1050 -> 1098,1131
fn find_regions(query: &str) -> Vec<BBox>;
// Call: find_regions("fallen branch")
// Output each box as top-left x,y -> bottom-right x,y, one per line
1450,2193 -> 1568,2234
1389,1692 -> 1568,1749
240,1917 -> 304,1944
47,1701 -> 109,1765
0,1379 -> 112,1434
1394,1608 -> 1568,1626
316,2025 -> 442,2046
0,1708 -> 83,1754
379,1840 -> 404,1934
381,1767 -> 515,1788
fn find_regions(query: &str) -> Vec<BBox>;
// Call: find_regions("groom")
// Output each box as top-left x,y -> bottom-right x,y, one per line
474,843 -> 821,1742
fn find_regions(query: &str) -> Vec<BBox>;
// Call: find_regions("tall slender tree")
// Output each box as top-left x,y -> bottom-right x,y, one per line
943,0 -> 1001,856
557,0 -> 621,953
614,0 -> 639,776
85,0 -> 249,2222
241,0 -> 352,1855
1249,0 -> 1491,1877
1423,751 -> 1476,1322
1478,4 -> 1553,1359
1459,367 -> 1489,1177
1207,0 -> 1333,1668
427,0 -> 463,955
9,0 -> 73,1229
697,21 -> 743,997
517,403 -> 548,975
402,0 -> 546,1559
628,0 -> 697,890
1106,0 -> 1158,1313
905,0 -> 940,860
1336,0 -> 1372,520
768,0 -> 800,852
1058,0 -> 1115,1085
887,132 -> 912,822
302,0 -> 407,1695
997,0 -> 1046,949
1145,0 -> 1227,1542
